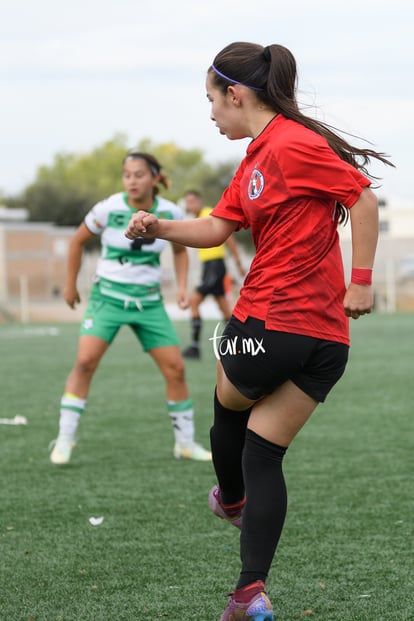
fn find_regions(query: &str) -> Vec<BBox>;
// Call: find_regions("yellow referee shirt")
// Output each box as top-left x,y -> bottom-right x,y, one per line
197,207 -> 226,262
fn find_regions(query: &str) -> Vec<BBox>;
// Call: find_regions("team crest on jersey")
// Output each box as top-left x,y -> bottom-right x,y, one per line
248,168 -> 265,199
92,217 -> 103,229
82,317 -> 94,330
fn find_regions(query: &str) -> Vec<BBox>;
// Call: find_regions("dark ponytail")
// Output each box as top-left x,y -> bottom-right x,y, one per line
210,42 -> 394,223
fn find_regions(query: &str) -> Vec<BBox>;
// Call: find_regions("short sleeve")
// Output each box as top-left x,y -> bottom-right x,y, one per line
84,199 -> 109,235
211,162 -> 250,229
278,132 -> 371,208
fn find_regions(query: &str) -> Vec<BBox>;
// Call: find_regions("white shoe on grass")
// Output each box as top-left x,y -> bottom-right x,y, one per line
173,442 -> 212,461
50,435 -> 75,465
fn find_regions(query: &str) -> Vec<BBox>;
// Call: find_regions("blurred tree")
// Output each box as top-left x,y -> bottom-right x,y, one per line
23,179 -> 94,226
0,194 -> 23,208
27,133 -> 129,218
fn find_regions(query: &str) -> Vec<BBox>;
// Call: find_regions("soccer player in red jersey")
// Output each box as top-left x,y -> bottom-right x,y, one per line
125,42 -> 394,621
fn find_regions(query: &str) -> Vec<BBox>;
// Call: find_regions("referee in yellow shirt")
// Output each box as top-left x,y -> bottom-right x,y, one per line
182,190 -> 246,359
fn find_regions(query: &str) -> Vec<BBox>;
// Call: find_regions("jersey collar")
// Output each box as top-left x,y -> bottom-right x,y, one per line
122,192 -> 159,213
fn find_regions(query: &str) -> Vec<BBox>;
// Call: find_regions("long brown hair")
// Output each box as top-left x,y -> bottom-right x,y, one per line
210,42 -> 394,223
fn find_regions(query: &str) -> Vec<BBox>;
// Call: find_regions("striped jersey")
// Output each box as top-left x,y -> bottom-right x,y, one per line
84,192 -> 183,296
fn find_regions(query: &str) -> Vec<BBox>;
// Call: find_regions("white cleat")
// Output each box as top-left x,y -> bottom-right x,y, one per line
50,435 -> 75,465
173,442 -> 212,461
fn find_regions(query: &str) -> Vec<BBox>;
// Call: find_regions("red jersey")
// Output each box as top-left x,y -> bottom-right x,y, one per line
212,115 -> 371,346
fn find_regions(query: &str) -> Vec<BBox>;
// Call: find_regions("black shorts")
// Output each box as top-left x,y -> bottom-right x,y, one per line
218,316 -> 349,403
197,259 -> 226,297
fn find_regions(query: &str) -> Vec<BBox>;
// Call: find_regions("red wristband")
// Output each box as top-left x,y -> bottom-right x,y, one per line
351,268 -> 372,286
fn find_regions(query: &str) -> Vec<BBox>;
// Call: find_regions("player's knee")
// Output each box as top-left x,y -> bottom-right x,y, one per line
165,360 -> 186,383
74,357 -> 99,376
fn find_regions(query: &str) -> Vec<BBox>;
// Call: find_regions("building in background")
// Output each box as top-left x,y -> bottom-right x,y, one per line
0,208 -> 96,322
339,196 -> 414,311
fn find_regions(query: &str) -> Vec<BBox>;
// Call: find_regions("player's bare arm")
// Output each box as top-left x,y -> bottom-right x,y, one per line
172,243 -> 190,309
349,187 -> 379,270
125,211 -> 237,249
343,187 -> 379,319
64,223 -> 94,309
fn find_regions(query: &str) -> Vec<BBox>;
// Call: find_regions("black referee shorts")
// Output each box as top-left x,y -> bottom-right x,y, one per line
217,316 -> 349,403
197,259 -> 226,297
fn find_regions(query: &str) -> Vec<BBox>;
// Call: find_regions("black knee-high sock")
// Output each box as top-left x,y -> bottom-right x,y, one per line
237,429 -> 288,589
191,317 -> 202,344
209,390 -> 252,504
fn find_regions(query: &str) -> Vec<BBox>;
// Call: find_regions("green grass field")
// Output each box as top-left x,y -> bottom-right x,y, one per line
0,314 -> 413,621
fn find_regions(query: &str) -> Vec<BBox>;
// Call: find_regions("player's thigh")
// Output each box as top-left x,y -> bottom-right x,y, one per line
248,380 -> 318,447
216,360 -> 256,411
75,335 -> 110,367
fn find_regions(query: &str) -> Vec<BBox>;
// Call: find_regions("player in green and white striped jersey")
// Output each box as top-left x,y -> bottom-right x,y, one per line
50,152 -> 211,465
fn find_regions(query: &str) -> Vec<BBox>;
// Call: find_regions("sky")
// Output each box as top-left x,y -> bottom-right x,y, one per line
1,0 -> 413,205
